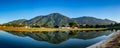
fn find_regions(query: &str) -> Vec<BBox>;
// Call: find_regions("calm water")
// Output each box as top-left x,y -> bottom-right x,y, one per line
0,30 -> 116,48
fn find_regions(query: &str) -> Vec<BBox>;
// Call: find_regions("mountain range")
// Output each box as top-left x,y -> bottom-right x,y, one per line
6,13 -> 116,27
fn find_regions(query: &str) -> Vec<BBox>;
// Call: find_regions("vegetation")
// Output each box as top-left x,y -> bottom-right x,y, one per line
69,21 -> 79,27
31,24 -> 40,28
1,13 -> 119,32
2,22 -> 120,29
0,26 -> 106,32
54,25 -> 59,28
42,24 -> 49,28
6,13 -> 116,27
2,23 -> 27,27
106,23 -> 120,29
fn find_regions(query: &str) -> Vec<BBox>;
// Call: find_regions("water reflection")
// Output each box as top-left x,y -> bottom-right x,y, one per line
0,30 -> 115,48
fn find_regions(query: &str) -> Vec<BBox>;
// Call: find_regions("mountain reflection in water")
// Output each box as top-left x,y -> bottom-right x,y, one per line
0,30 -> 115,48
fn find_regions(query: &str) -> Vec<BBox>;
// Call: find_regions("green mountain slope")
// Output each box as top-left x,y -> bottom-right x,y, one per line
6,13 -> 116,26
73,16 -> 116,25
23,13 -> 74,26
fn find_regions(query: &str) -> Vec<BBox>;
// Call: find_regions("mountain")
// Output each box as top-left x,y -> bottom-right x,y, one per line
6,13 -> 116,26
24,13 -> 74,26
7,19 -> 27,24
7,13 -> 75,26
73,16 -> 116,25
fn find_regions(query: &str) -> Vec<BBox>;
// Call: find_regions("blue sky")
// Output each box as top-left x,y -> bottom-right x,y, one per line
0,0 -> 120,24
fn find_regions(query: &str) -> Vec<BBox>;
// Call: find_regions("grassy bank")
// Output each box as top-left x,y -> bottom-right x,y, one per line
0,26 -> 107,32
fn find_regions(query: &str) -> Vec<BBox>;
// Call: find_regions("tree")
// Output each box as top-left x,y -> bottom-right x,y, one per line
42,24 -> 49,28
61,25 -> 65,27
69,21 -> 78,27
0,24 -> 2,26
31,25 -> 40,28
95,24 -> 100,28
54,25 -> 59,28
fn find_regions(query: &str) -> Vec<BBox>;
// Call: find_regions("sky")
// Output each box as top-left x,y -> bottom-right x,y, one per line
0,0 -> 120,24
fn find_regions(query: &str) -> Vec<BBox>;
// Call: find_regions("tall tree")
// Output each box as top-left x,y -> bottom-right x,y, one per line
69,21 -> 78,27
54,25 -> 59,28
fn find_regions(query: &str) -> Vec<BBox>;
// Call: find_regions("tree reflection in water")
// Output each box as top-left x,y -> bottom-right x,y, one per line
5,30 -> 114,44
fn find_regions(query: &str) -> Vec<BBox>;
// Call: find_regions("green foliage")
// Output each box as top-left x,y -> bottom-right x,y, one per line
8,19 -> 26,24
73,16 -> 116,25
107,23 -> 120,29
31,24 -> 40,28
6,13 -> 116,27
69,21 -> 78,27
54,25 -> 59,28
42,24 -> 49,27
79,24 -> 107,28
3,23 -> 27,27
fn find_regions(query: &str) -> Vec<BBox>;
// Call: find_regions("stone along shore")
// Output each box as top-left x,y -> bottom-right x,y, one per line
87,30 -> 120,48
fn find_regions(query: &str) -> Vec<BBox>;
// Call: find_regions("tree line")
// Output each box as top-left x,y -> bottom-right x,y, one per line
1,22 -> 120,29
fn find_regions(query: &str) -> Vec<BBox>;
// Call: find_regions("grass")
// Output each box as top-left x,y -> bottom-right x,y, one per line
0,26 -> 107,32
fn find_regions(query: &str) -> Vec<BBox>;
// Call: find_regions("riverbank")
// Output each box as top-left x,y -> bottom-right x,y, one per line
87,30 -> 120,48
0,26 -> 107,32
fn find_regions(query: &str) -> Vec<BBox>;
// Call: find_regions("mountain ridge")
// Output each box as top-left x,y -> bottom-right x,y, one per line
6,13 -> 116,26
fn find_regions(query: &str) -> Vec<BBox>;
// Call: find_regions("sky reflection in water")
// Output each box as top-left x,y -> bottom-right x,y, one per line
0,30 -> 115,48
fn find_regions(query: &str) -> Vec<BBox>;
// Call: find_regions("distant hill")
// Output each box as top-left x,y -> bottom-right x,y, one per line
73,16 -> 116,25
8,19 -> 27,24
6,13 -> 116,26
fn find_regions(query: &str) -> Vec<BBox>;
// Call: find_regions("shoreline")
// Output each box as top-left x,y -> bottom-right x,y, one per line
87,30 -> 120,48
0,27 -> 107,32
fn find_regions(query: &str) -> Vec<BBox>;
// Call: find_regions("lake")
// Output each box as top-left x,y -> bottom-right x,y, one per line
0,30 -> 116,48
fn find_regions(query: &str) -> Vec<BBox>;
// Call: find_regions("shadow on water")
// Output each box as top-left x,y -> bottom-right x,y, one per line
0,30 -> 117,48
